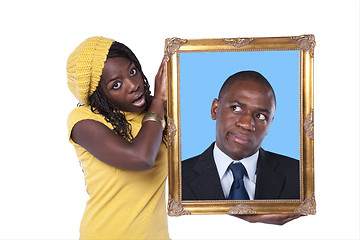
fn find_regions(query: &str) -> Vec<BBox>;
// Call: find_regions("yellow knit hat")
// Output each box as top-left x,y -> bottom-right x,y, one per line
67,36 -> 115,105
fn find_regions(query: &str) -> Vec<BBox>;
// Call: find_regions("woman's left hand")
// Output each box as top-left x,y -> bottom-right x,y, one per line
153,56 -> 167,102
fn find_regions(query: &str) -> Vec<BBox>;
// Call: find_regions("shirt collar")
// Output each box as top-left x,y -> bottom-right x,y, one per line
213,142 -> 258,183
124,111 -> 145,122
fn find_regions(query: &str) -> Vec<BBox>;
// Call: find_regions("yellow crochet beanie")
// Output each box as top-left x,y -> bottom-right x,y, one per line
67,36 -> 115,105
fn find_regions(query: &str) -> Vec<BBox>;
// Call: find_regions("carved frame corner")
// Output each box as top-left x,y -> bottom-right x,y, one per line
291,34 -> 316,58
167,196 -> 191,216
164,37 -> 187,62
294,193 -> 316,215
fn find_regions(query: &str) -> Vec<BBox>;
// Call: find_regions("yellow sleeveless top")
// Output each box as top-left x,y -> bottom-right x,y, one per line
67,105 -> 169,240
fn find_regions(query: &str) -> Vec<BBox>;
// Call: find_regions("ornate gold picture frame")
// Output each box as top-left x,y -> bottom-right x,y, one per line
165,35 -> 315,216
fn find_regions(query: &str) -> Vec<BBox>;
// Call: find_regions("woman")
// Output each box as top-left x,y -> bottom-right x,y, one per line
67,36 -> 169,239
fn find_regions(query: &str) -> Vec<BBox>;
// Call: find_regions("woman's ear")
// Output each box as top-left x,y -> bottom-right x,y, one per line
211,98 -> 219,120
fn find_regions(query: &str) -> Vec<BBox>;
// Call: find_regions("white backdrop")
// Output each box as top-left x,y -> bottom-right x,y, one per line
0,0 -> 359,239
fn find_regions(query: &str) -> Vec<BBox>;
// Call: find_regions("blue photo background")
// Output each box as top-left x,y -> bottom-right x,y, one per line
180,50 -> 300,161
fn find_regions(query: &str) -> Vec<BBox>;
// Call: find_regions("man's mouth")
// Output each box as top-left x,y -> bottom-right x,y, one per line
132,93 -> 145,108
229,132 -> 251,145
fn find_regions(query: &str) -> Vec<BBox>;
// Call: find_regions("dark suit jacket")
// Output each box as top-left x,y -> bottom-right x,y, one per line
182,142 -> 300,200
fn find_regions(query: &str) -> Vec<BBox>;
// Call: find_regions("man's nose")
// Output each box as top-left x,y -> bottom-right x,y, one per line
124,79 -> 139,94
236,112 -> 255,131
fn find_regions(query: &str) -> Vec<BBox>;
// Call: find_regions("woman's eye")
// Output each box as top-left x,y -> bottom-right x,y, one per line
130,68 -> 137,76
112,82 -> 122,90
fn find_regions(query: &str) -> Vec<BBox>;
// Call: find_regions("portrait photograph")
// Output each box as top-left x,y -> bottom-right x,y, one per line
166,36 -> 315,215
180,49 -> 300,161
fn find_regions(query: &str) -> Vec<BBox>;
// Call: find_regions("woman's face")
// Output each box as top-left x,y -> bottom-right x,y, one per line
99,57 -> 146,113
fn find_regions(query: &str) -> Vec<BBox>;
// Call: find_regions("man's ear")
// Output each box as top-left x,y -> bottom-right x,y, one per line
211,98 -> 219,120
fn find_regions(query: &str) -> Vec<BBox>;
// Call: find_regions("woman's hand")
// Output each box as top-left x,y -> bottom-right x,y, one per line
230,213 -> 302,225
153,56 -> 167,102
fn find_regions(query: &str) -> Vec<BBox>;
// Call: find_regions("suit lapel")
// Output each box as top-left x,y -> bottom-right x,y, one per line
255,148 -> 286,199
188,143 -> 226,200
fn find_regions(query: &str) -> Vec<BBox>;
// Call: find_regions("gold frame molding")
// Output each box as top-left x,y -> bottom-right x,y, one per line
166,35 -> 315,215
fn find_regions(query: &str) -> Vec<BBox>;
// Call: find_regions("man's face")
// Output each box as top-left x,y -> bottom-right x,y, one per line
211,79 -> 275,160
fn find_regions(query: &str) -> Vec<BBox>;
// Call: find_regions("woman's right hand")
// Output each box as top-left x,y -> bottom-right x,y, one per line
153,56 -> 167,102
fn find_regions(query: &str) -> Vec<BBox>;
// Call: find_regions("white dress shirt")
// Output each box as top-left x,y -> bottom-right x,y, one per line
213,143 -> 258,200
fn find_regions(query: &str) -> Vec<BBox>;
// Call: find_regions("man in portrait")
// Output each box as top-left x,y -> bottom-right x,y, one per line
182,71 -> 300,201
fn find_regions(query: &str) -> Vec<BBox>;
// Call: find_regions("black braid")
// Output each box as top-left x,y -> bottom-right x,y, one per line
90,86 -> 134,142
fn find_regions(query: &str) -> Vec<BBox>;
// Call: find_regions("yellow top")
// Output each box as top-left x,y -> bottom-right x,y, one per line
67,105 -> 169,240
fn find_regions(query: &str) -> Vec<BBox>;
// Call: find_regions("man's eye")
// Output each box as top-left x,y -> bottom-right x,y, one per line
112,82 -> 122,90
231,106 -> 242,112
257,113 -> 266,120
130,68 -> 137,76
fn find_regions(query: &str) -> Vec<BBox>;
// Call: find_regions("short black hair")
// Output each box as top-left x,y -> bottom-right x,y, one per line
218,70 -> 276,106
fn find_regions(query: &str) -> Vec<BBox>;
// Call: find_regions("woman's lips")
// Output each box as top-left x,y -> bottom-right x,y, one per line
132,94 -> 145,108
229,132 -> 251,144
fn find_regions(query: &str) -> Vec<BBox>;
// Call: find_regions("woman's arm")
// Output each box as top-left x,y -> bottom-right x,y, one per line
71,57 -> 167,171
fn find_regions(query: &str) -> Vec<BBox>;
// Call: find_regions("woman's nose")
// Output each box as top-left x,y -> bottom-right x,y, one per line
125,79 -> 139,94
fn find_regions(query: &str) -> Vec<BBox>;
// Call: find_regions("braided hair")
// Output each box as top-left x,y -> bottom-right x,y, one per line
89,41 -> 152,142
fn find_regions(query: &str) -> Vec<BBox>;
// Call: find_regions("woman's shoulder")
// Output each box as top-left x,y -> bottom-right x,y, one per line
68,105 -> 107,129
69,105 -> 93,119
69,104 -> 92,114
